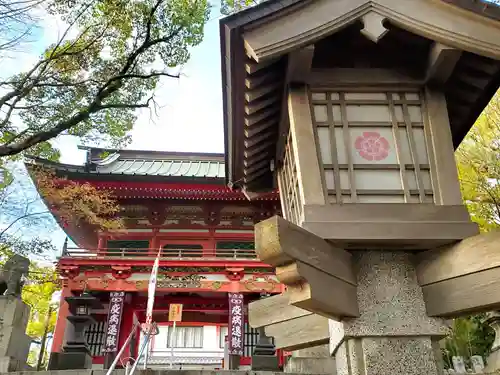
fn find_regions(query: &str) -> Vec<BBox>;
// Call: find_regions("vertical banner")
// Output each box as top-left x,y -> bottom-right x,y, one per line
228,293 -> 244,356
145,248 -> 161,327
103,291 -> 125,353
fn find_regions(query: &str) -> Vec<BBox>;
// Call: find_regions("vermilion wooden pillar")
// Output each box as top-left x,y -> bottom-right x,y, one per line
50,286 -> 72,353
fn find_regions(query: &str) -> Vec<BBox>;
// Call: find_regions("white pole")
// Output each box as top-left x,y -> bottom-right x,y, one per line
169,321 -> 176,369
128,324 -> 155,375
105,321 -> 139,375
143,335 -> 150,369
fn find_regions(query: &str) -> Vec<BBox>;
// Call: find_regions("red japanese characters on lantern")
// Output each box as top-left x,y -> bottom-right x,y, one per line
354,131 -> 390,161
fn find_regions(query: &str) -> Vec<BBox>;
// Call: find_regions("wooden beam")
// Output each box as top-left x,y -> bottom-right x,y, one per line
244,129 -> 274,149
287,86 -> 327,206
245,56 -> 278,74
248,292 -> 331,351
287,45 -> 315,84
417,230 -> 500,285
245,96 -> 280,115
245,82 -> 281,102
277,262 -> 358,319
255,216 -> 359,319
426,42 -> 462,85
425,87 -> 468,205
274,46 -> 314,166
244,140 -> 274,158
244,108 -> 279,127
244,159 -> 269,176
248,293 -> 311,329
256,216 -> 355,282
244,119 -> 276,138
245,71 -> 276,90
307,68 -> 424,86
265,313 -> 330,351
416,231 -> 500,317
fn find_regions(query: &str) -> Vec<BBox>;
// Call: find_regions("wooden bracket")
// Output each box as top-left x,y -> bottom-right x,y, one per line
287,45 -> 315,84
248,293 -> 330,350
426,42 -> 462,85
417,230 -> 500,317
255,216 -> 359,319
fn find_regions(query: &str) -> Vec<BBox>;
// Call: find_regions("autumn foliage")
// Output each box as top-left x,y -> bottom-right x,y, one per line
31,166 -> 123,230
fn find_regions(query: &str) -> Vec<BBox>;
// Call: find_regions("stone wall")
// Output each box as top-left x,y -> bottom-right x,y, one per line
0,371 -> 321,375
0,370 -> 499,375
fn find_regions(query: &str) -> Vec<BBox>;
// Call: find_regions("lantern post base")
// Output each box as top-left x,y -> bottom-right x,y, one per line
228,354 -> 241,370
252,327 -> 280,371
47,352 -> 92,370
284,345 -> 336,374
330,251 -> 449,375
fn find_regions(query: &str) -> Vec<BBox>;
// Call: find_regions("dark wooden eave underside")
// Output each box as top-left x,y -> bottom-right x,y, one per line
220,0 -> 500,193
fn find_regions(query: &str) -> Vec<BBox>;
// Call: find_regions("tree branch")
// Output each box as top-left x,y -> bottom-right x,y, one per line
0,210 -> 49,240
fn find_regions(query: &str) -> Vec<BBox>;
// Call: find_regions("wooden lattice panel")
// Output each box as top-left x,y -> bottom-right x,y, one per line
310,89 -> 434,204
277,133 -> 302,225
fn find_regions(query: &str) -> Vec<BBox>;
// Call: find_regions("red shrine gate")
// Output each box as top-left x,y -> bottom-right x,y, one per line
26,148 -> 285,369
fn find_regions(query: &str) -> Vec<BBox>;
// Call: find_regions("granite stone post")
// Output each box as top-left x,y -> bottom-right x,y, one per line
285,344 -> 336,374
330,251 -> 450,375
484,312 -> 500,372
0,296 -> 32,372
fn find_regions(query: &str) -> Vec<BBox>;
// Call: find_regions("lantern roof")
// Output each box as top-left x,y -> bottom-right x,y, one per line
220,0 -> 500,193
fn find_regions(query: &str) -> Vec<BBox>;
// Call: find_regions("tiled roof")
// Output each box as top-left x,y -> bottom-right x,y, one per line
26,148 -> 227,179
95,158 -> 225,178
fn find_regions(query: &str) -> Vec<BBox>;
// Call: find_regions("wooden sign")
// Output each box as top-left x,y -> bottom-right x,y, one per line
168,303 -> 183,322
228,293 -> 244,355
103,291 -> 125,353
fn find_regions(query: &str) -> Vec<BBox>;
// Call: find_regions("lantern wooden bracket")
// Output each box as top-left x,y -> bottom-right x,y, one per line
426,42 -> 462,85
248,293 -> 330,350
416,230 -> 500,317
255,216 -> 359,319
286,45 -> 315,84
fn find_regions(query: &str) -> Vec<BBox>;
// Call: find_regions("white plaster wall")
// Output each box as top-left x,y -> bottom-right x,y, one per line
140,325 -> 224,363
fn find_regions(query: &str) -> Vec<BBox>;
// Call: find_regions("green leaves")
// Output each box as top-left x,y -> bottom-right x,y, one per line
442,315 -> 494,368
456,92 -> 500,232
220,0 -> 258,15
0,0 -> 210,159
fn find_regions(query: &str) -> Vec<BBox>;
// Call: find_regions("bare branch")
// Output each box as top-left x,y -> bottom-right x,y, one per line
97,98 -> 153,110
0,0 -> 208,157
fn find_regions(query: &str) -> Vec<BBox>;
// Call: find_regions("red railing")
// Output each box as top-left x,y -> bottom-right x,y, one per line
62,247 -> 259,260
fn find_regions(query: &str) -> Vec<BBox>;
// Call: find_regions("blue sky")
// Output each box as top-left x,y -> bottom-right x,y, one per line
1,2 -> 228,255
